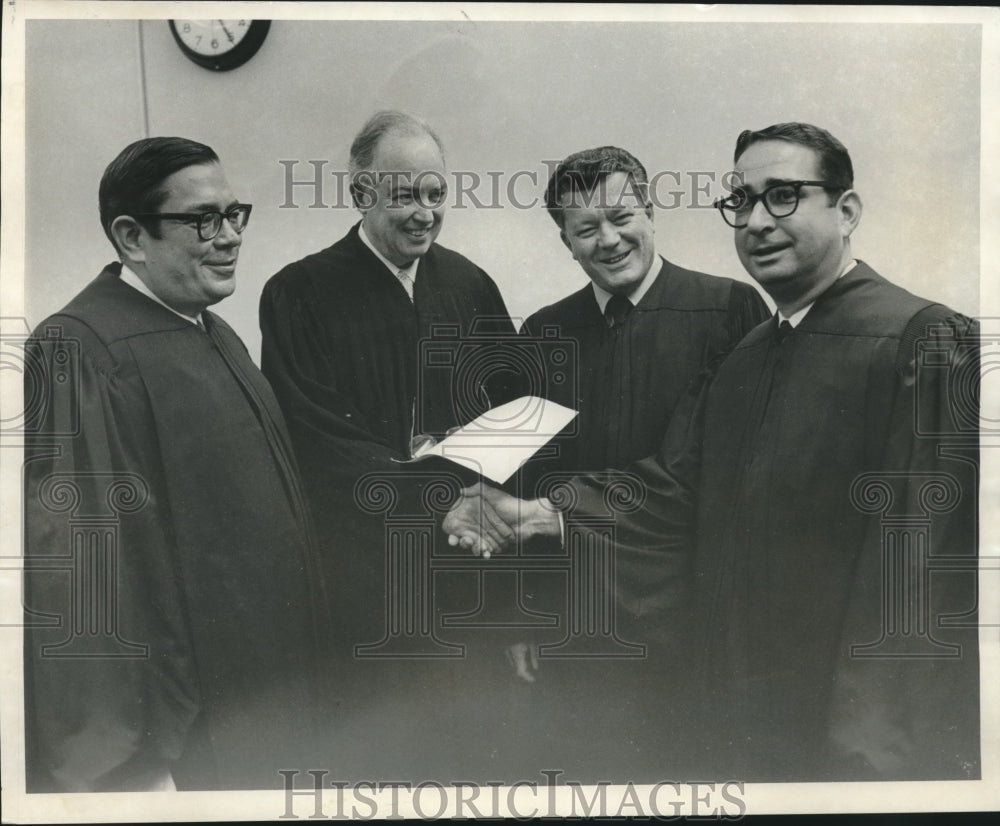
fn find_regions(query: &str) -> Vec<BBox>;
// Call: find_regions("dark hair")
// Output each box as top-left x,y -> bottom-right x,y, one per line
544,146 -> 649,228
734,123 -> 854,194
99,137 -> 219,253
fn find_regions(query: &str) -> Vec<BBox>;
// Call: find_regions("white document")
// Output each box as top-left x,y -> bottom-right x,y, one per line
403,396 -> 577,484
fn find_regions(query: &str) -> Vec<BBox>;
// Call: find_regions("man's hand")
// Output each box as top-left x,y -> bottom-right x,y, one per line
443,483 -> 517,557
442,482 -> 561,557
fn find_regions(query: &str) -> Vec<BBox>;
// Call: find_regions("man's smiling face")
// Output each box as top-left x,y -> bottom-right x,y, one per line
360,130 -> 447,268
134,162 -> 242,317
559,171 -> 656,295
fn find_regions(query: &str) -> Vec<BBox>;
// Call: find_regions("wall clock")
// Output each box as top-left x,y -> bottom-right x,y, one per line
169,20 -> 271,71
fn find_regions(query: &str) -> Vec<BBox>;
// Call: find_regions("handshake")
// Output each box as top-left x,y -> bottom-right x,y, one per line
442,482 -> 562,557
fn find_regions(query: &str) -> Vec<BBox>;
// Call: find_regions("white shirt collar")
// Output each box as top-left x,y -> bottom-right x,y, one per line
591,253 -> 662,315
118,264 -> 204,326
778,259 -> 858,328
359,221 -> 420,282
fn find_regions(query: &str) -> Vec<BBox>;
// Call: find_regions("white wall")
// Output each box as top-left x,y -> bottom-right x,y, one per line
26,18 -> 982,362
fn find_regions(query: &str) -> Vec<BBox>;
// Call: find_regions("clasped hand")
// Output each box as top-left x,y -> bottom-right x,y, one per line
442,482 -> 561,557
443,482 -> 521,557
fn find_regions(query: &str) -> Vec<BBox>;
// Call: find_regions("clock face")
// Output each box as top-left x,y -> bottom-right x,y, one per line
169,20 -> 270,71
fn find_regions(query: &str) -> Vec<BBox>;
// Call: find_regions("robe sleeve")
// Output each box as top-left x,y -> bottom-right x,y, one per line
23,320 -> 199,792
259,274 -> 406,492
583,283 -> 761,640
539,278 -> 765,636
827,308 -> 980,779
524,280 -> 764,642
555,354 -> 719,642
259,272 -> 395,444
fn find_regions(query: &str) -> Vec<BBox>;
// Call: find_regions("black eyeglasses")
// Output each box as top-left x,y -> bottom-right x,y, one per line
131,203 -> 252,241
714,182 -> 840,228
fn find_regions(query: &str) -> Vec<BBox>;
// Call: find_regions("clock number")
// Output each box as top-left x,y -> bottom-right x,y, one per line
171,19 -> 270,70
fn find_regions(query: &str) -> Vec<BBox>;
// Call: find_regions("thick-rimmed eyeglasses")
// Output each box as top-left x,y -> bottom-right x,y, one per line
714,181 -> 840,228
131,204 -> 253,241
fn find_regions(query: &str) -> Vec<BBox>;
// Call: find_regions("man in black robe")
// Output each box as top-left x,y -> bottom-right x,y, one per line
446,123 -> 979,781
494,146 -> 768,779
517,147 -> 768,641
259,111 -> 518,779
522,146 -> 768,486
23,137 -> 328,791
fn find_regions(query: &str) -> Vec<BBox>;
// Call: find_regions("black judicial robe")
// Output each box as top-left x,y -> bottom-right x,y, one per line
259,224 -> 515,605
504,260 -> 767,781
569,262 -> 980,780
520,257 -> 769,481
260,223 -> 515,467
259,225 -> 517,778
23,265 -> 328,791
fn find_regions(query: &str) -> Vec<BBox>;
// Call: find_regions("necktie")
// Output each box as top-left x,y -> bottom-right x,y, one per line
605,294 -> 633,328
775,318 -> 793,343
397,270 -> 414,302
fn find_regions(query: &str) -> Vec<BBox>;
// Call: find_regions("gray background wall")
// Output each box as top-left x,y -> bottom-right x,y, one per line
25,19 -> 982,362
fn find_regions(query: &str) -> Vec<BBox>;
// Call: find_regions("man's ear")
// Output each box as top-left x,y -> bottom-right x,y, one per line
838,189 -> 863,239
644,200 -> 654,223
110,216 -> 147,265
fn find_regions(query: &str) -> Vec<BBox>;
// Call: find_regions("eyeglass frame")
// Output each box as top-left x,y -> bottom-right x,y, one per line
714,181 -> 843,228
130,203 -> 253,241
